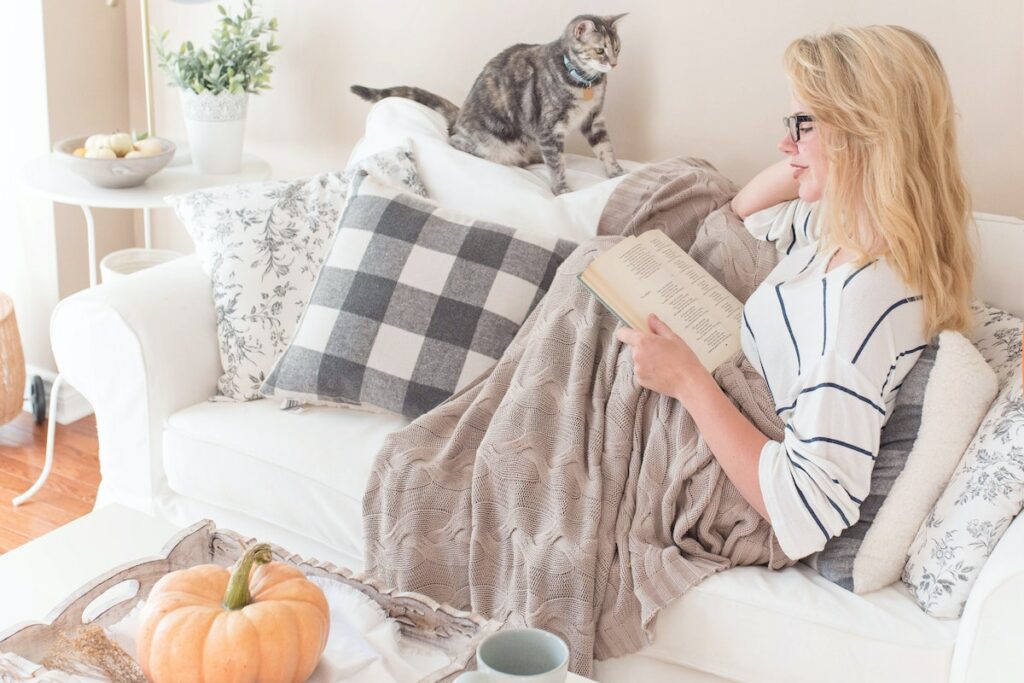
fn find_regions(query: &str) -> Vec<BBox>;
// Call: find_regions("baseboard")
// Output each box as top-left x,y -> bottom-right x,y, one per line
23,365 -> 94,425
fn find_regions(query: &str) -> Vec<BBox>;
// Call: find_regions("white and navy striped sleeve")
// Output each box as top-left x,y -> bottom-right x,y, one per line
743,199 -> 820,256
756,270 -> 927,560
758,353 -> 885,559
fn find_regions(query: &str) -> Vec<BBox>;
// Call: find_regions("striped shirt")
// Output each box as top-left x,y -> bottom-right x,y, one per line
741,200 -> 927,560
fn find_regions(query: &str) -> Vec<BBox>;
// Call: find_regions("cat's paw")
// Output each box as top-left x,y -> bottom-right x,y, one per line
551,182 -> 572,195
607,163 -> 626,178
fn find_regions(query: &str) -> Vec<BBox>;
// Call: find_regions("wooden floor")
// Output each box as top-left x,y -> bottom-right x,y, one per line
0,411 -> 99,554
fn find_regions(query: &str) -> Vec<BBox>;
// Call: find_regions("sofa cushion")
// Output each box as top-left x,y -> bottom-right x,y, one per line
163,398 -> 408,559
163,396 -> 958,683
348,97 -> 633,244
261,173 -> 577,418
598,563 -> 958,683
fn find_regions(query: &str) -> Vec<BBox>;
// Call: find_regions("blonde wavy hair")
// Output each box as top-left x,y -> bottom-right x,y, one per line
784,25 -> 974,338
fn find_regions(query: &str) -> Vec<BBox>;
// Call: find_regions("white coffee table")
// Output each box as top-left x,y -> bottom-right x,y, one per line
0,505 -> 595,682
0,504 -> 178,628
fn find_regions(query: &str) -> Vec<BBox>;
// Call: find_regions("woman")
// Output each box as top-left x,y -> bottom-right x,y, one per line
365,26 -> 976,673
618,25 -> 974,559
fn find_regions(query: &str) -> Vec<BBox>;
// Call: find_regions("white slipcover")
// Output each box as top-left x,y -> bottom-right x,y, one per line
51,99 -> 1024,683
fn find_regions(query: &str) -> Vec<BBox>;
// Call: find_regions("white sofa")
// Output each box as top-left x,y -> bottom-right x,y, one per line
52,102 -> 1024,683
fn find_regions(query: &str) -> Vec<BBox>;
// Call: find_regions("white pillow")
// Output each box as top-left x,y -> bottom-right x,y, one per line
850,331 -> 997,593
346,98 -> 635,244
170,144 -> 427,400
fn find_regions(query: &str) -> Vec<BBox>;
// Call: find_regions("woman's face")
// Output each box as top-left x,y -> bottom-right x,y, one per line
779,96 -> 828,202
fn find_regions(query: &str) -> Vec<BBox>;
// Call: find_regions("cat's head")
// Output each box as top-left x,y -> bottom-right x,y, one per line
564,14 -> 626,74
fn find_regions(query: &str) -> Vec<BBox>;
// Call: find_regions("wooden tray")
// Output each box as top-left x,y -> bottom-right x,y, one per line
0,520 -> 503,682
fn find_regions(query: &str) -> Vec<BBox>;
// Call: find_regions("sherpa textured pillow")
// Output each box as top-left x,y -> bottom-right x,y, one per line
806,331 -> 998,593
261,173 -> 577,418
171,144 -> 427,400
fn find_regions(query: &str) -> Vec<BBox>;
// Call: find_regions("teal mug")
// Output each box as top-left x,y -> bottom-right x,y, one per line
455,628 -> 569,682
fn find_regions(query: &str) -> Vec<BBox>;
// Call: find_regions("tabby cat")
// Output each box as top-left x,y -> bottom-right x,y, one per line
351,14 -> 627,195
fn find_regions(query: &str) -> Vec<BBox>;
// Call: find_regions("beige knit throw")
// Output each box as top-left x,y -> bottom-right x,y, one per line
363,158 -> 793,676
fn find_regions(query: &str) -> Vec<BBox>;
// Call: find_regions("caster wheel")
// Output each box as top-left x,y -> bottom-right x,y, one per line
30,375 -> 46,425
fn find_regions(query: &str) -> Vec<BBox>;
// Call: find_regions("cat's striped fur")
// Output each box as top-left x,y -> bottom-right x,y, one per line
352,14 -> 626,195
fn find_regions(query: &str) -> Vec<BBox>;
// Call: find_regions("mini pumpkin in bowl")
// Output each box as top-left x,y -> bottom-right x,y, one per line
54,133 -> 175,189
136,543 -> 330,683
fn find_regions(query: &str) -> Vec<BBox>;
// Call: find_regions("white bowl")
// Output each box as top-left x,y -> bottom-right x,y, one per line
53,135 -> 175,189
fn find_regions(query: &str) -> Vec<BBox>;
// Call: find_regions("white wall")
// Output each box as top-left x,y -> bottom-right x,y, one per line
6,1 -> 1023,370
137,0 -> 1024,256
0,3 -> 58,373
1,1 -> 135,374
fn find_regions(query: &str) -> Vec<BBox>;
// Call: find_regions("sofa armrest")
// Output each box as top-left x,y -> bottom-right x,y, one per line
949,511 -> 1024,682
51,254 -> 220,512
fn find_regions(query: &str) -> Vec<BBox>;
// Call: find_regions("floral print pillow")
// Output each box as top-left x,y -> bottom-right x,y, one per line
970,300 -> 1023,387
171,144 -> 427,400
902,302 -> 1023,618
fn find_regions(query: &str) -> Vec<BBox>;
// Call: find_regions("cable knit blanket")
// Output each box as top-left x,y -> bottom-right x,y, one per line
363,158 -> 794,676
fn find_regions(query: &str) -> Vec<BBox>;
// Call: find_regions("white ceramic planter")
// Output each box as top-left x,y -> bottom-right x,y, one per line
180,89 -> 249,175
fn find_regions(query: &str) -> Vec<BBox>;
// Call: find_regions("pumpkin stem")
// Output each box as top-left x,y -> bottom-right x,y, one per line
222,543 -> 273,610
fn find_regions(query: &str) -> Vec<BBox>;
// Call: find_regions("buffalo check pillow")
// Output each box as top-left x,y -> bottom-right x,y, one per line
171,143 -> 427,401
261,173 -> 578,418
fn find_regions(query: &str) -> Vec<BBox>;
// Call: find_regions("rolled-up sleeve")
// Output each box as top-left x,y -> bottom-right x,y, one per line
758,353 -> 884,559
744,199 -> 819,256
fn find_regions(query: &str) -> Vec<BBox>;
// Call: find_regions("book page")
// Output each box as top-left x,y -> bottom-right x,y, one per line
580,231 -> 743,370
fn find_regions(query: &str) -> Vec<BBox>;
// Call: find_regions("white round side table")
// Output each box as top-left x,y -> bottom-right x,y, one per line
12,150 -> 272,506
21,151 -> 272,286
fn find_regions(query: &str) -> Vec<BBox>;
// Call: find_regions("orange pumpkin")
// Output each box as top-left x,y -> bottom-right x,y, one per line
137,543 -> 330,683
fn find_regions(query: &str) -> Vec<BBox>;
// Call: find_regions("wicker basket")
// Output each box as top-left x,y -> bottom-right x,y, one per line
0,292 -> 26,426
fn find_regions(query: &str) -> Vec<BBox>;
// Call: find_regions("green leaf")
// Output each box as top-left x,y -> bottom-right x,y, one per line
154,0 -> 277,93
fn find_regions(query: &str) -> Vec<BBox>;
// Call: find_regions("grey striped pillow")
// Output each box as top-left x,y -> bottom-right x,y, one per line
805,344 -> 937,590
807,332 -> 998,593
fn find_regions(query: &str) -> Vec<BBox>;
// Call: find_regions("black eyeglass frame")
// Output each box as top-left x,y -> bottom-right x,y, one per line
783,114 -> 815,143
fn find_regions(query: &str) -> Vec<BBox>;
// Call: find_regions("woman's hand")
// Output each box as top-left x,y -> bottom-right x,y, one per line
615,314 -> 710,402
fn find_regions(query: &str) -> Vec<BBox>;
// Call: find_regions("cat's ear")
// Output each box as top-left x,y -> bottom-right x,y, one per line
606,13 -> 628,27
573,19 -> 596,39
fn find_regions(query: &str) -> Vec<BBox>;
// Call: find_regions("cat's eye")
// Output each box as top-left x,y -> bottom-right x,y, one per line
595,48 -> 605,55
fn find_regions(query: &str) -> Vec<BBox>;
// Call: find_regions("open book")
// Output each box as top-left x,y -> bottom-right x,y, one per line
579,230 -> 744,371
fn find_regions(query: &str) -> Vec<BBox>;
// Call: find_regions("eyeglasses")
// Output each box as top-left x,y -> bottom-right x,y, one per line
783,114 -> 815,143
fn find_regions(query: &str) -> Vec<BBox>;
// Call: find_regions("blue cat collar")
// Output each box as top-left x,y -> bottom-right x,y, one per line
563,54 -> 600,86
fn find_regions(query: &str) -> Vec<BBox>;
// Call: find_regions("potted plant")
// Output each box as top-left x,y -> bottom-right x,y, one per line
154,0 -> 280,174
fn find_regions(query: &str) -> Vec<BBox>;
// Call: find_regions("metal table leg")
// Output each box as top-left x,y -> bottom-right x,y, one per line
13,204 -> 100,505
82,205 -> 98,288
12,373 -> 63,506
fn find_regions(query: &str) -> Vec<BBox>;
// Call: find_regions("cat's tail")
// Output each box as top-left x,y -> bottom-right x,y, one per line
350,85 -> 459,131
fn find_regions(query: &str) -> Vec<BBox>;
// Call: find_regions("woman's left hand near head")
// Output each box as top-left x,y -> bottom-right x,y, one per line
615,314 -> 708,401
